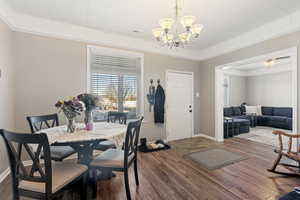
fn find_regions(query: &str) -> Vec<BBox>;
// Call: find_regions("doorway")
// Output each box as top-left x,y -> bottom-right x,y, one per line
166,70 -> 194,141
215,47 -> 298,142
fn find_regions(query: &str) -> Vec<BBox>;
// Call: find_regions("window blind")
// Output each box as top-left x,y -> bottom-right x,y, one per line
90,54 -> 139,119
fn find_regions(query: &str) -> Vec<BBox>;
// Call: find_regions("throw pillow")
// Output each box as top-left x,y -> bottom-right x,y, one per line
245,105 -> 258,114
257,105 -> 262,116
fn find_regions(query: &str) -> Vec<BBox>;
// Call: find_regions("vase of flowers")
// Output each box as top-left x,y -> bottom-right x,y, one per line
77,93 -> 99,131
55,98 -> 85,133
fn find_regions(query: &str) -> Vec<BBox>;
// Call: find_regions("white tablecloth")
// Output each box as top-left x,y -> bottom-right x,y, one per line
37,122 -> 127,146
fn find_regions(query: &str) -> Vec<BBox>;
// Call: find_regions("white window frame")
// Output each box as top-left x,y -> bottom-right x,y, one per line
86,45 -> 144,117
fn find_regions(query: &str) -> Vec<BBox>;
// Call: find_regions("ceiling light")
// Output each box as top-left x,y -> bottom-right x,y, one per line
264,59 -> 275,67
152,0 -> 203,49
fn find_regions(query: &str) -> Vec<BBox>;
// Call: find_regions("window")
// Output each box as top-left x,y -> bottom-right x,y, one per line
88,47 -> 143,121
91,73 -> 138,119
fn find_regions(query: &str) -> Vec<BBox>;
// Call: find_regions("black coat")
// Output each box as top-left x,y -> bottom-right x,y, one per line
154,84 -> 165,123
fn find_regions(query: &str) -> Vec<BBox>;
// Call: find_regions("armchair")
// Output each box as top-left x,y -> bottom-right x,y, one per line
268,130 -> 300,176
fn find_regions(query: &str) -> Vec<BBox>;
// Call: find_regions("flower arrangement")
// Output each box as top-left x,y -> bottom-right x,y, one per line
55,98 -> 85,132
77,93 -> 100,130
77,93 -> 99,112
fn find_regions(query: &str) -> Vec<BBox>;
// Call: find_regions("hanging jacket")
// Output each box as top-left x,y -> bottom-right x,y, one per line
154,84 -> 165,123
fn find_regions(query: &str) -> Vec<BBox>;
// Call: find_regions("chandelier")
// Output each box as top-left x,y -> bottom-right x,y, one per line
152,0 -> 203,48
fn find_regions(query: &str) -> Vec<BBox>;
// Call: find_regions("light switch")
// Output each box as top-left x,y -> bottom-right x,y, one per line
196,92 -> 200,97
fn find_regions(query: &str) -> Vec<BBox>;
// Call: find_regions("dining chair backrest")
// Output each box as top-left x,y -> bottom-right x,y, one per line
0,129 -> 52,198
27,113 -> 59,133
107,111 -> 127,124
124,117 -> 144,162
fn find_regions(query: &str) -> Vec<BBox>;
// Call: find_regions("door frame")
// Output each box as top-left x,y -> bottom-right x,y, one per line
166,70 -> 194,141
215,47 -> 298,142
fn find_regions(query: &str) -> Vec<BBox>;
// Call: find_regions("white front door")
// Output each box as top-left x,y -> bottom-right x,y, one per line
166,71 -> 194,141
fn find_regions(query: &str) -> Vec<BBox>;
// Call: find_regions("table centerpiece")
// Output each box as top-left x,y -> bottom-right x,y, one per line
55,97 -> 85,133
77,93 -> 100,131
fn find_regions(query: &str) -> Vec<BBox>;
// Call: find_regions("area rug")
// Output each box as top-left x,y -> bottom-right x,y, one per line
185,148 -> 247,170
237,126 -> 298,151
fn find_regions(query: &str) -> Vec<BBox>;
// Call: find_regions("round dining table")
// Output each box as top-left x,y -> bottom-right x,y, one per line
38,122 -> 127,165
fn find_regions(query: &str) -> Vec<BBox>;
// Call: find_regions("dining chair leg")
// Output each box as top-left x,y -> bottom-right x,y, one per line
80,172 -> 88,200
92,169 -> 98,198
124,168 -> 132,200
134,158 -> 139,186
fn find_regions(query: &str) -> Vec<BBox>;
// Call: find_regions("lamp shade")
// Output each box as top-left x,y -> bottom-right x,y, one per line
191,24 -> 204,35
152,28 -> 163,38
159,18 -> 174,30
181,15 -> 196,28
179,32 -> 191,42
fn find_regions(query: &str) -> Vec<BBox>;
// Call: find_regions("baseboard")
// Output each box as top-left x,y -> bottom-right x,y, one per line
193,133 -> 219,141
0,168 -> 10,183
0,160 -> 37,184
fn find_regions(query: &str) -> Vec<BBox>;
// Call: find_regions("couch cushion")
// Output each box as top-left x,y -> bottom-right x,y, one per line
224,118 -> 250,126
262,107 -> 273,116
19,163 -> 87,194
224,107 -> 233,117
273,107 -> 292,118
232,107 -> 242,116
269,116 -> 288,123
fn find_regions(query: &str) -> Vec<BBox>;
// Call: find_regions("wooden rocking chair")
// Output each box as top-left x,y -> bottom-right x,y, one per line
268,130 -> 300,176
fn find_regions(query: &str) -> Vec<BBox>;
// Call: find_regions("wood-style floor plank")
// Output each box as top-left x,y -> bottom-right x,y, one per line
1,137 -> 300,200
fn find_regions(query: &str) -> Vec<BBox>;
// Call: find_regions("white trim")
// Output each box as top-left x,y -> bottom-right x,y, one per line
214,47 -> 298,142
0,168 -> 10,183
0,160 -> 33,184
224,64 -> 293,77
165,70 -> 195,141
1,1 -> 300,61
86,45 -> 145,116
197,11 -> 300,60
193,133 -> 219,142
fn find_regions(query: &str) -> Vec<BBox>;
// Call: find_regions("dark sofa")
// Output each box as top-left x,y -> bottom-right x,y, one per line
223,106 -> 250,136
257,107 -> 292,130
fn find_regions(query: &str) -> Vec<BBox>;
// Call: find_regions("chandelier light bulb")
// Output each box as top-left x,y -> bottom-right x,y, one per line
191,24 -> 204,36
181,15 -> 196,30
152,28 -> 163,40
159,18 -> 175,31
162,34 -> 174,44
179,32 -> 191,43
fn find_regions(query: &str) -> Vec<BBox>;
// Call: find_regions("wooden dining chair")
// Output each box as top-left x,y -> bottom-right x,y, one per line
95,111 -> 128,151
90,117 -> 144,200
27,114 -> 76,161
0,129 -> 88,200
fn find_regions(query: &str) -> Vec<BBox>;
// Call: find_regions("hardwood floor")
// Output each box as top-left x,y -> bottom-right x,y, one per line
1,137 -> 300,200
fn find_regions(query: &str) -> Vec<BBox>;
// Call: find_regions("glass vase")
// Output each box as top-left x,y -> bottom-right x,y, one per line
67,117 -> 76,133
84,110 -> 94,131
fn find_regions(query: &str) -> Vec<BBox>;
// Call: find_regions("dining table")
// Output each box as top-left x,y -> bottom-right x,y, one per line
37,122 -> 127,180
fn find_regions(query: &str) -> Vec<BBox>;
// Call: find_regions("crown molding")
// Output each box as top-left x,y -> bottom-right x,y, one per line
1,0 -> 300,61
5,8 -> 201,61
197,11 -> 300,60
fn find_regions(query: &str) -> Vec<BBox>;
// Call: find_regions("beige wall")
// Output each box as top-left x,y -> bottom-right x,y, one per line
199,30 -> 300,138
228,75 -> 247,106
246,71 -> 292,107
0,19 -> 14,174
13,32 -> 201,140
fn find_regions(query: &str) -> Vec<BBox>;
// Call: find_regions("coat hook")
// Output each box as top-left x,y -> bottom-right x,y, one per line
157,79 -> 160,85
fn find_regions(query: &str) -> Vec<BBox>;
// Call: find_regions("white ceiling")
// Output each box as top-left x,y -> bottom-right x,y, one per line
7,0 -> 300,50
1,0 -> 300,60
